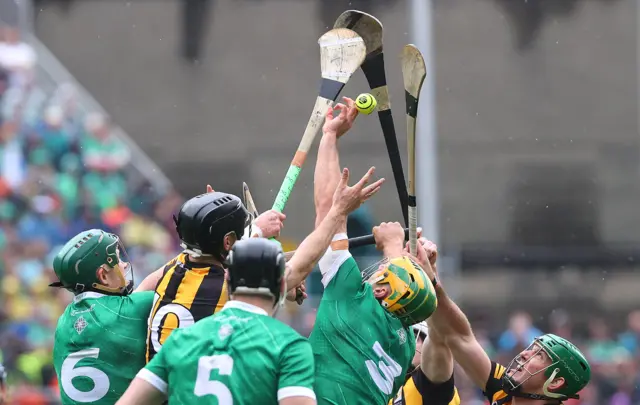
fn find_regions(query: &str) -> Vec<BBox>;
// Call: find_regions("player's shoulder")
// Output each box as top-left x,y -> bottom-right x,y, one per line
122,291 -> 155,315
263,316 -> 306,340
161,252 -> 187,273
483,361 -> 510,402
98,291 -> 153,309
72,291 -> 153,321
488,361 -> 507,382
225,306 -> 306,349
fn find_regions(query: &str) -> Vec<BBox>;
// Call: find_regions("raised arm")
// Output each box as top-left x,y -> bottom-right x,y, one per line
285,97 -> 383,289
314,98 -> 358,228
135,266 -> 166,292
286,208 -> 344,288
286,167 -> 383,288
416,239 -> 492,390
421,322 -> 454,383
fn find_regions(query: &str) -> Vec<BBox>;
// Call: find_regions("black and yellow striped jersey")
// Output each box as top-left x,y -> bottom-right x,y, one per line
145,252 -> 229,362
390,368 -> 460,405
483,362 -> 512,405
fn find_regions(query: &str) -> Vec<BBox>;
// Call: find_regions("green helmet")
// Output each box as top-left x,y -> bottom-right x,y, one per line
50,229 -> 133,296
367,256 -> 437,327
503,333 -> 591,401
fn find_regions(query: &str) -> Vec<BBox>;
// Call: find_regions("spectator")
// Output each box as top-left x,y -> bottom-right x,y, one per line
497,310 -> 543,355
80,112 -> 130,172
0,119 -> 26,191
586,317 -> 629,366
0,26 -> 36,89
33,105 -> 73,169
0,66 -> 8,123
619,310 -> 640,357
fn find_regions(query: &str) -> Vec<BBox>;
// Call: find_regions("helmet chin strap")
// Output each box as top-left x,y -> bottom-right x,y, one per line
502,371 -> 568,404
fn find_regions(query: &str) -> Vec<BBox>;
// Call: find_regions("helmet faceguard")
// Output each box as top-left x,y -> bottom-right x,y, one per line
503,334 -> 591,402
412,321 -> 429,343
95,239 -> 134,295
363,256 -> 437,327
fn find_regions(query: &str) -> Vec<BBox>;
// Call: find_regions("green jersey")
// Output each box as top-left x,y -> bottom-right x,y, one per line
53,291 -> 154,405
309,235 -> 415,405
138,300 -> 316,404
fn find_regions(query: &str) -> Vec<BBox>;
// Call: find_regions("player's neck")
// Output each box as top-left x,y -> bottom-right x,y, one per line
188,254 -> 223,268
231,295 -> 274,315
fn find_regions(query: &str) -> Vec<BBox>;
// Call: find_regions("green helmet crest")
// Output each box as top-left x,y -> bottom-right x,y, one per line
504,333 -> 591,401
50,229 -> 133,296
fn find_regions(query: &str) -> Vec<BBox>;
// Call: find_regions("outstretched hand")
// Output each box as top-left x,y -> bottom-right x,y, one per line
332,167 -> 384,216
322,97 -> 359,138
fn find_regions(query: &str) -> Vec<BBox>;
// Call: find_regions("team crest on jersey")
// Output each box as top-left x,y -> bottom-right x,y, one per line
74,316 -> 88,334
218,323 -> 234,340
397,328 -> 407,345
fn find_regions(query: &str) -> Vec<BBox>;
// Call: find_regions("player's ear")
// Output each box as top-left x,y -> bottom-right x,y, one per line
548,376 -> 565,391
96,266 -> 108,285
223,232 -> 237,252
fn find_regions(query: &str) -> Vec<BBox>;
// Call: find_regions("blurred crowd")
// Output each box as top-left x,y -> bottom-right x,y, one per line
292,296 -> 640,404
455,310 -> 640,404
0,22 -> 639,405
0,25 -> 182,404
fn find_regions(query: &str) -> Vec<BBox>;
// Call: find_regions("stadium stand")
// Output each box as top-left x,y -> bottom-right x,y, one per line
0,16 -> 638,404
0,24 -> 181,404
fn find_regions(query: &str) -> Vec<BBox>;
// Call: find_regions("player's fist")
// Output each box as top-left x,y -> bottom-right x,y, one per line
422,238 -> 438,272
286,281 -> 307,305
253,210 -> 286,239
373,222 -> 405,252
404,238 -> 436,281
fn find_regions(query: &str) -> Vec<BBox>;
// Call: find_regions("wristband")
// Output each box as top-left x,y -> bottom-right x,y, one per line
251,225 -> 264,238
241,224 -> 252,240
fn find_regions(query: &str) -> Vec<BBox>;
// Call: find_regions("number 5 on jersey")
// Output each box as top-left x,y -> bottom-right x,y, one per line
365,342 -> 402,395
195,355 -> 234,404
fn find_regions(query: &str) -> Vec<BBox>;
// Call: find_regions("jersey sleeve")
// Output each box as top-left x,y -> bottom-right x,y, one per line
483,361 -> 507,403
412,369 -> 459,405
277,337 -> 316,402
137,331 -> 174,395
318,233 -> 364,298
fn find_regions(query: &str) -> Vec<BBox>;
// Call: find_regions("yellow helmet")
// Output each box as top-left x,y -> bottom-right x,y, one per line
368,256 -> 437,326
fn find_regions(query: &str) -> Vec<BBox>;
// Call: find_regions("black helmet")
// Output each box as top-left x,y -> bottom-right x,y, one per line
226,239 -> 286,305
174,192 -> 250,260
